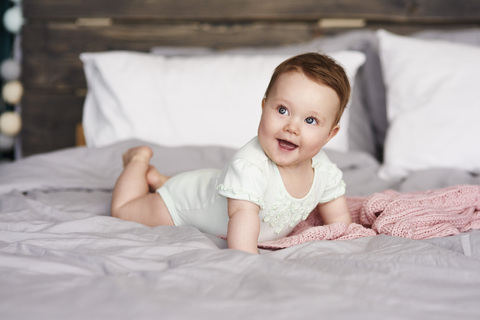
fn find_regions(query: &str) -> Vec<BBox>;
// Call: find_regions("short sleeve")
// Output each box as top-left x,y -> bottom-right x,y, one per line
216,159 -> 267,208
318,162 -> 346,204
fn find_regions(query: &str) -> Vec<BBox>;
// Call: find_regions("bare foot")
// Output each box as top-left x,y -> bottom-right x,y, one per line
122,146 -> 153,167
147,165 -> 170,192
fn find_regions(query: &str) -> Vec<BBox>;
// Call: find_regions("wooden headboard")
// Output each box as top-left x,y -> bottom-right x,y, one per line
21,0 -> 480,156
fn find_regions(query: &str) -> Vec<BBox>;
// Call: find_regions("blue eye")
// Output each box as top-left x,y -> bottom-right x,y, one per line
278,106 -> 288,115
305,117 -> 317,125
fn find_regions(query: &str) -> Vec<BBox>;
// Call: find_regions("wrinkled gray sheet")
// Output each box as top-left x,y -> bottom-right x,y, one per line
1,140 -> 480,320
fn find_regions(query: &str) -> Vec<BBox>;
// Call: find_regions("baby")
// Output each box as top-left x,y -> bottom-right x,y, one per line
111,52 -> 353,254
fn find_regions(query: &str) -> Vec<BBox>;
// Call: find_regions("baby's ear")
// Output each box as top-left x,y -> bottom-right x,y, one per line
261,98 -> 266,109
324,125 -> 340,145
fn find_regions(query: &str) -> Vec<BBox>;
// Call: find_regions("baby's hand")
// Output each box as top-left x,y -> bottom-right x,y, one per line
122,146 -> 153,167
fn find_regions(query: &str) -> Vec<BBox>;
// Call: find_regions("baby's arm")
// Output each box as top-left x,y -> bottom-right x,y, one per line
227,198 -> 260,254
317,195 -> 352,225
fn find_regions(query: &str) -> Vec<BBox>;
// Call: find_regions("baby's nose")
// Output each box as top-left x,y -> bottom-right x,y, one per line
284,120 -> 300,135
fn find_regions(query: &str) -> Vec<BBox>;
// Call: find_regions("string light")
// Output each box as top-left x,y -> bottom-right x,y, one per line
1,58 -> 20,80
3,5 -> 23,33
0,0 -> 22,159
2,79 -> 22,104
0,110 -> 20,135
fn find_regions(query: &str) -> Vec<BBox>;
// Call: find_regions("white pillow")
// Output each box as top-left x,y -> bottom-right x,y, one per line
377,30 -> 480,180
80,51 -> 365,152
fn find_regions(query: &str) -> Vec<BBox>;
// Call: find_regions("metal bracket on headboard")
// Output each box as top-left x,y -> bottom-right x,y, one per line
318,19 -> 366,29
76,18 -> 113,27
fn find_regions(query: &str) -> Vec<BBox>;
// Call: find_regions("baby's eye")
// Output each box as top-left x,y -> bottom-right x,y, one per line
305,117 -> 317,125
278,106 -> 289,115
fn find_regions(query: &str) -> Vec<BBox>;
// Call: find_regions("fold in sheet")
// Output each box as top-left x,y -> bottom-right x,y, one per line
260,185 -> 480,249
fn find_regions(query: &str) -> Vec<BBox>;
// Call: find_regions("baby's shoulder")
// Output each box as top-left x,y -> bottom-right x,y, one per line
313,150 -> 342,174
312,149 -> 337,166
219,137 -> 271,183
230,137 -> 269,168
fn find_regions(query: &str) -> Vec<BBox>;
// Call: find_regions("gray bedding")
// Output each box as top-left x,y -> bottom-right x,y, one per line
1,140 -> 480,320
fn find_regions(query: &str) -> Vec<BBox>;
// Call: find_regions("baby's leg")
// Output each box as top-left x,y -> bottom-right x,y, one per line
146,165 -> 170,192
111,146 -> 174,226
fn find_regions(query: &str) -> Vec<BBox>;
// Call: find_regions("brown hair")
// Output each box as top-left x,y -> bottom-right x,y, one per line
264,52 -> 351,126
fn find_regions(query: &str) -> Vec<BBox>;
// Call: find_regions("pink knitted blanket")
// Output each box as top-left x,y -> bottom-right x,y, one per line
259,185 -> 480,249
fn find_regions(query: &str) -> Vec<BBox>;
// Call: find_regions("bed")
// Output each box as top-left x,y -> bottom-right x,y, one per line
2,1 -> 480,319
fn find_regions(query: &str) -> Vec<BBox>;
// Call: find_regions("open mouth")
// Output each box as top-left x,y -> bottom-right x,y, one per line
278,139 -> 298,151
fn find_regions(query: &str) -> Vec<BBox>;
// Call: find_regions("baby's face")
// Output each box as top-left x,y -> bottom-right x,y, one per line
258,70 -> 340,170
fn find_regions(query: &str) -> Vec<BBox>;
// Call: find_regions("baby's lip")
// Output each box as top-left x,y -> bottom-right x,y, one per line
278,139 -> 298,151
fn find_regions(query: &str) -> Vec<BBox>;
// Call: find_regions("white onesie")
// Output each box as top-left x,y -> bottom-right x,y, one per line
157,137 -> 346,242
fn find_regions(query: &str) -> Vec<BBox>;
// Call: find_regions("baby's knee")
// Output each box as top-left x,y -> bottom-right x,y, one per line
110,205 -> 122,219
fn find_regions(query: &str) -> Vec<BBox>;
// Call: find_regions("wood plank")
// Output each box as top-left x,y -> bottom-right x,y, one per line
21,93 -> 84,156
22,21 -> 317,54
414,0 -> 480,21
21,0 -> 406,20
21,54 -> 85,93
23,0 -> 480,22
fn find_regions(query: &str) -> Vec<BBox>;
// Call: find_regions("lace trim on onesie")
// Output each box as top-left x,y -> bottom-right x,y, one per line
216,184 -> 265,208
216,159 -> 267,209
263,159 -> 345,234
263,189 -> 316,234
